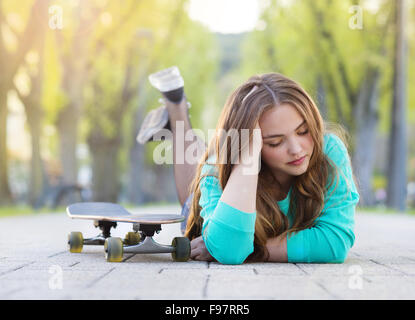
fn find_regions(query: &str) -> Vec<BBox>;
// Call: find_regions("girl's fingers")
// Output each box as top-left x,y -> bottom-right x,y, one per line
193,253 -> 211,261
190,236 -> 203,250
190,248 -> 202,259
190,236 -> 215,261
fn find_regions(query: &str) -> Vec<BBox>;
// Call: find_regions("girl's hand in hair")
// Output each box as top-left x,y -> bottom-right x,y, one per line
245,122 -> 263,157
252,122 -> 263,153
239,122 -> 262,174
190,236 -> 217,262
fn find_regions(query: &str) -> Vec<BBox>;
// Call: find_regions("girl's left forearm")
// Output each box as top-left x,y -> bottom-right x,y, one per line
265,234 -> 288,262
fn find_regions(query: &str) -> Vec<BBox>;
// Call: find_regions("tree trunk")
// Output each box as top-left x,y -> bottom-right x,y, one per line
127,133 -> 147,203
24,17 -> 47,207
56,106 -> 79,185
0,0 -> 48,204
316,75 -> 328,120
27,114 -> 44,206
386,0 -> 408,211
55,56 -> 84,186
352,68 -> 380,207
126,82 -> 150,204
24,72 -> 45,207
88,135 -> 121,202
153,164 -> 179,203
54,5 -> 92,187
0,89 -> 12,204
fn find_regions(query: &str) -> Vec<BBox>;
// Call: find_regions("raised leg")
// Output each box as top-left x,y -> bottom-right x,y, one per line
164,97 -> 207,207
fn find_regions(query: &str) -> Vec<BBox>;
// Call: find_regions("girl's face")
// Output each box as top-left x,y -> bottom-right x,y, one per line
259,103 -> 314,186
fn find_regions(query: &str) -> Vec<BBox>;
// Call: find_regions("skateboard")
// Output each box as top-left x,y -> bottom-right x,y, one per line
66,202 -> 191,262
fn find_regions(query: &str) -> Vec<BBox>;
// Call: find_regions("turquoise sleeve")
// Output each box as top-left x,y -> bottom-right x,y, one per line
286,135 -> 359,263
198,174 -> 256,265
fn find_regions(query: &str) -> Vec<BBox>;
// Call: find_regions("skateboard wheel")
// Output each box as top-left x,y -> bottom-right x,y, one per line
124,232 -> 141,245
68,232 -> 83,253
105,237 -> 124,262
171,237 -> 190,262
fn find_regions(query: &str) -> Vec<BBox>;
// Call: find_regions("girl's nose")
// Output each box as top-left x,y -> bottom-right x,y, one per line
287,138 -> 302,155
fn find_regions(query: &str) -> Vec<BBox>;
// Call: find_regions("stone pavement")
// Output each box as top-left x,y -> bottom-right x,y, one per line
0,205 -> 414,300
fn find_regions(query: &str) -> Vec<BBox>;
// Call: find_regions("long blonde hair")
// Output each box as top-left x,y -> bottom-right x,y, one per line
185,72 -> 346,262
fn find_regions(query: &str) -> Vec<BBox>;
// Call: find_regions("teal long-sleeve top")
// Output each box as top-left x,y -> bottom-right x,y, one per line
198,133 -> 360,265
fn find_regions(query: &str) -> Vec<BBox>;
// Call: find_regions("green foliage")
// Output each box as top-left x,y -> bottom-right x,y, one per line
240,0 -> 403,133
42,32 -> 67,125
0,206 -> 32,218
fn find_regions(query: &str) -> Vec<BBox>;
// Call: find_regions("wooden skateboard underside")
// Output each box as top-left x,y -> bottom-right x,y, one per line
66,202 -> 184,225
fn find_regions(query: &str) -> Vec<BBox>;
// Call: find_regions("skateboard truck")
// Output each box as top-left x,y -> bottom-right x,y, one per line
122,223 -> 170,254
105,222 -> 190,262
94,220 -> 117,237
74,220 -> 118,246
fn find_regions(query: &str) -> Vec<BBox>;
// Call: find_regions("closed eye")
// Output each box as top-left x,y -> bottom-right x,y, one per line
268,142 -> 281,148
268,129 -> 308,148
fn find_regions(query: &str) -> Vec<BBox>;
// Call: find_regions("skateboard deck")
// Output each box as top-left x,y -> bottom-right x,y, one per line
66,202 -> 190,262
66,202 -> 184,224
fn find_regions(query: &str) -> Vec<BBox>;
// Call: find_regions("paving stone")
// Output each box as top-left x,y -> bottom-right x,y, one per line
314,275 -> 415,300
295,259 -> 405,277
89,269 -> 206,299
205,274 -> 333,299
249,262 -> 307,276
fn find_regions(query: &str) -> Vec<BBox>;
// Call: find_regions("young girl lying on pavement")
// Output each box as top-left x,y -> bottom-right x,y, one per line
139,72 -> 359,265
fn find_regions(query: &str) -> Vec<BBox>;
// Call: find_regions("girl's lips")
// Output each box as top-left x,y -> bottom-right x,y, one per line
287,156 -> 306,165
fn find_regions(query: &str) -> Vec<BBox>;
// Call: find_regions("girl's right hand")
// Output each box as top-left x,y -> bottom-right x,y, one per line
252,122 -> 263,154
239,122 -> 262,174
